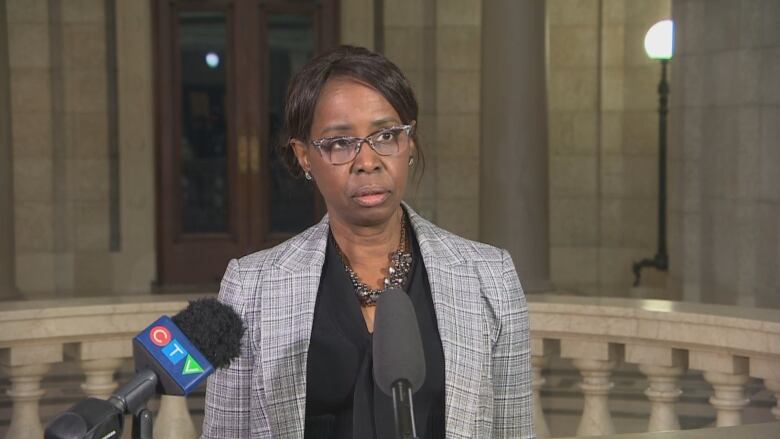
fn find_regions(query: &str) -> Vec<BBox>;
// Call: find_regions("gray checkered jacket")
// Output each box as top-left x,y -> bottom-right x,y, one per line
201,205 -> 534,438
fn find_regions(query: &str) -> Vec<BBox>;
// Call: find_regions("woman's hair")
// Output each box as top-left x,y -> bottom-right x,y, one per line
278,45 -> 423,178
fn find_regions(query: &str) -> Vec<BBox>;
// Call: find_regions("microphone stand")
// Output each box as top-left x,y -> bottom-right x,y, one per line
132,408 -> 153,439
391,379 -> 419,439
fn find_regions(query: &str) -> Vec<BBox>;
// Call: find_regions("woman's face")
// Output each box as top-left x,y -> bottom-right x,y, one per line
292,77 -> 414,228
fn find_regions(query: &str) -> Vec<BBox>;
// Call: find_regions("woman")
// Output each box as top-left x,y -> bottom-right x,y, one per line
201,45 -> 534,439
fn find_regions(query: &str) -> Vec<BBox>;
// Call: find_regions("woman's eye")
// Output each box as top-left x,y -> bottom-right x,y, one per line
328,139 -> 352,150
377,131 -> 397,142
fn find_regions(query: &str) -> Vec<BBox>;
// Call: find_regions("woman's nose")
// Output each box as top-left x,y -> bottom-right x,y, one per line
351,139 -> 382,173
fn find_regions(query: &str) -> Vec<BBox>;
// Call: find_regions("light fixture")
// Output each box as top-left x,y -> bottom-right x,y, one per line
644,20 -> 674,60
633,20 -> 675,286
205,52 -> 220,69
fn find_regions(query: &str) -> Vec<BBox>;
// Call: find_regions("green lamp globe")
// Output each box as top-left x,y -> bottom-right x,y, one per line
644,20 -> 674,60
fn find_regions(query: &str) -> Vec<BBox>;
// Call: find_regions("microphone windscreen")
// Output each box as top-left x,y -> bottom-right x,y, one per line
171,298 -> 245,369
372,288 -> 426,395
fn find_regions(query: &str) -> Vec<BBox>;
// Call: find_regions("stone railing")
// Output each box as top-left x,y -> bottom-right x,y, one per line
1,294 -> 779,438
528,295 -> 780,437
0,295 -> 206,439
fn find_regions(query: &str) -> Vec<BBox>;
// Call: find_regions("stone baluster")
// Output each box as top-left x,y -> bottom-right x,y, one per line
690,351 -> 749,427
561,339 -> 623,436
154,395 -> 198,439
81,358 -> 125,398
0,344 -> 63,439
748,356 -> 780,421
531,337 -> 557,438
626,344 -> 687,431
66,339 -> 131,400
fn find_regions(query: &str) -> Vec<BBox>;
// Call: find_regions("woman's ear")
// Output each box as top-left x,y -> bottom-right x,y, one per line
408,120 -> 417,161
290,139 -> 311,173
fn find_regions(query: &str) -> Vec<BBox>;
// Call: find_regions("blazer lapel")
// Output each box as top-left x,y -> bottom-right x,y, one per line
260,217 -> 329,439
407,206 -> 484,438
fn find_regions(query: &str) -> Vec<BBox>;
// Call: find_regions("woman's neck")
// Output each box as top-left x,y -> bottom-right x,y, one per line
329,209 -> 404,288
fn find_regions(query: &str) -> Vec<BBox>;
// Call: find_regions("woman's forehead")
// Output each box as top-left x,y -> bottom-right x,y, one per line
312,78 -> 401,133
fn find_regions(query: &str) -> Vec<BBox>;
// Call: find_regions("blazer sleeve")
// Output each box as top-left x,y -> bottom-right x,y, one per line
492,250 -> 535,438
201,258 -> 255,438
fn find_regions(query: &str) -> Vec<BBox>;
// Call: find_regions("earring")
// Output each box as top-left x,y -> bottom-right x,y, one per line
304,170 -> 312,180
408,156 -> 414,166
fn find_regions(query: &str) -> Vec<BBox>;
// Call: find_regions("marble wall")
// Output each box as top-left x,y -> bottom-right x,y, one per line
3,0 -> 776,305
4,0 -> 156,298
340,0 -> 375,51
2,0 -> 485,298
547,0 -> 672,297
6,0 -> 59,295
382,0 -> 482,240
668,0 -> 780,308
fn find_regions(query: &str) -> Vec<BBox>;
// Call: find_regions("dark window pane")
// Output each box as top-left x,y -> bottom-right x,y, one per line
179,11 -> 230,234
267,14 -> 315,234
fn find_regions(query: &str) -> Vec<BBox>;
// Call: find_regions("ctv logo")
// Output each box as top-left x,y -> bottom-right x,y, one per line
148,325 -> 205,375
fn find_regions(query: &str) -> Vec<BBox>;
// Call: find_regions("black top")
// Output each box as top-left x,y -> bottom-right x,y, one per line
304,228 -> 446,439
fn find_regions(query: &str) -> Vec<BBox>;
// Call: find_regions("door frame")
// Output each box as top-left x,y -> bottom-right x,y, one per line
153,0 -> 338,289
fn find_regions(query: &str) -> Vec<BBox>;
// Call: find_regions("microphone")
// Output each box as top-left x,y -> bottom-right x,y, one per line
373,288 -> 425,439
44,298 -> 245,439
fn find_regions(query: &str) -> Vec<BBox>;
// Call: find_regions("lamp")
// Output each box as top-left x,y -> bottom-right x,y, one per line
633,19 -> 674,287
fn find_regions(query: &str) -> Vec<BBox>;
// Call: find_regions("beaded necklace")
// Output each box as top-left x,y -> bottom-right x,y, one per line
332,213 -> 413,306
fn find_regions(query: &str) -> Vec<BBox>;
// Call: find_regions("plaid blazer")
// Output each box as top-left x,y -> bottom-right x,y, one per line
201,205 -> 534,439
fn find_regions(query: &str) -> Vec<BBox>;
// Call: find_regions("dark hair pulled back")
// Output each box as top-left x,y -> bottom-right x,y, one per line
278,45 -> 423,178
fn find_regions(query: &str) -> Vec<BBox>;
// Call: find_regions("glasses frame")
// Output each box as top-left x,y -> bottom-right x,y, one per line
310,124 -> 415,165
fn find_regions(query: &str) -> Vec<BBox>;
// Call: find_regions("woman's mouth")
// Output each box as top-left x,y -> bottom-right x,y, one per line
353,188 -> 390,207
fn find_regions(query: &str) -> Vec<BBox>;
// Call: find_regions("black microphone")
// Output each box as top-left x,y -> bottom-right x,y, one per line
44,298 -> 245,439
373,288 -> 425,439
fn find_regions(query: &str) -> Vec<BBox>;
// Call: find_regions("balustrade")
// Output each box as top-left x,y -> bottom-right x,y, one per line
1,294 -> 779,438
0,296 -> 201,439
529,296 -> 780,437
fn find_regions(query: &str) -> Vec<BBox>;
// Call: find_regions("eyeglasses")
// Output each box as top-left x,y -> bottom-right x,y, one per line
310,124 -> 414,165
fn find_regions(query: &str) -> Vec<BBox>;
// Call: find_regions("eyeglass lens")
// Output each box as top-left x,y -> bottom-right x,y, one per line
323,126 -> 410,164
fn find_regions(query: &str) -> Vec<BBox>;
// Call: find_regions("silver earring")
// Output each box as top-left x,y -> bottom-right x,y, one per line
408,156 -> 414,166
304,170 -> 312,180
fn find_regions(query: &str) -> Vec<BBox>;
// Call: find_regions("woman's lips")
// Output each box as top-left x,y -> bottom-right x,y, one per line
352,187 -> 390,207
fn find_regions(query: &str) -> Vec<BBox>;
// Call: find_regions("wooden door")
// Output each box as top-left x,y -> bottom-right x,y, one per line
154,0 -> 337,288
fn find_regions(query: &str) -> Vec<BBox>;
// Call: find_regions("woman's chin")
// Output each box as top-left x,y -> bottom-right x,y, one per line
339,201 -> 402,227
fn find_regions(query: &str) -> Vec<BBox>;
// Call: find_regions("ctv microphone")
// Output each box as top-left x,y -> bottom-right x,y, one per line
373,288 -> 425,439
44,298 -> 245,439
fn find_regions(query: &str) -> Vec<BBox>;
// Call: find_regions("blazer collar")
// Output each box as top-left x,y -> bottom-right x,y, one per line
272,202 -> 466,273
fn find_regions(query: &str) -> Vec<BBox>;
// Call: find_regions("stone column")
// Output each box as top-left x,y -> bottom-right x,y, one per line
690,351 -> 749,427
0,0 -> 16,300
560,340 -> 622,436
749,357 -> 780,421
626,344 -> 687,432
480,0 -> 551,293
670,0 -> 780,308
80,358 -> 124,398
65,339 -> 131,399
154,395 -> 198,439
530,338 -> 556,438
0,344 -> 63,439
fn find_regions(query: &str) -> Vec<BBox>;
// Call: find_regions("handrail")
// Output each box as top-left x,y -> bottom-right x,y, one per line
527,295 -> 780,359
0,294 -> 212,346
557,421 -> 780,439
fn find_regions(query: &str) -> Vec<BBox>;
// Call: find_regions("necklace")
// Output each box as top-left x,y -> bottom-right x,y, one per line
332,213 -> 413,307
